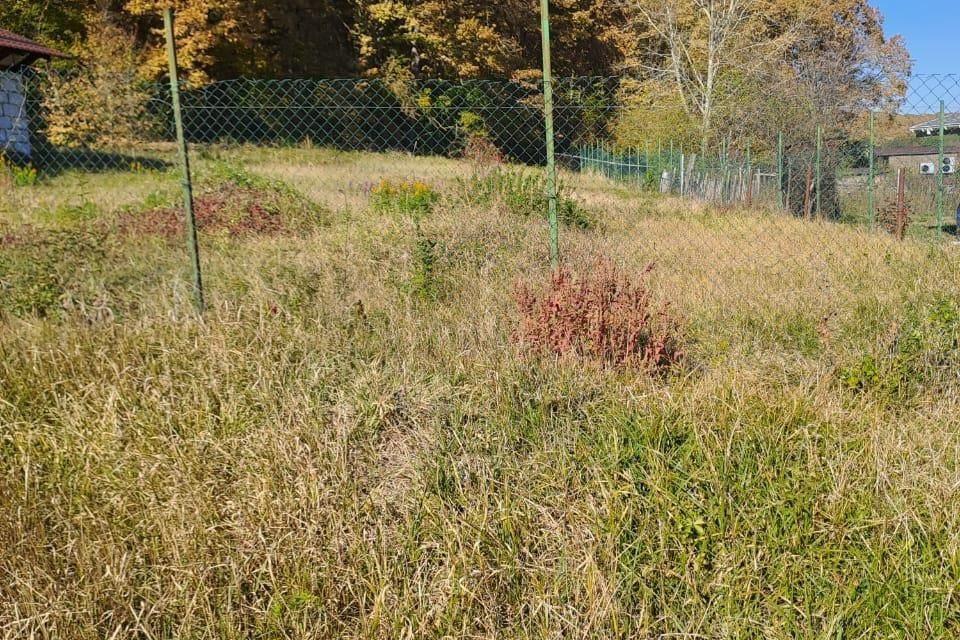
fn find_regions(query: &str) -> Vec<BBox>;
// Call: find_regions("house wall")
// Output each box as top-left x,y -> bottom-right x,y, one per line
0,71 -> 30,160
887,153 -> 952,173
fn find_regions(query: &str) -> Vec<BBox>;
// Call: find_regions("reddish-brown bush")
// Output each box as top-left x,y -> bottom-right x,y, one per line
461,135 -> 503,166
513,258 -> 684,371
117,184 -> 286,239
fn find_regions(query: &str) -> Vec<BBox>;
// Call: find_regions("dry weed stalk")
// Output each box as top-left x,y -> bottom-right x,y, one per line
514,257 -> 683,371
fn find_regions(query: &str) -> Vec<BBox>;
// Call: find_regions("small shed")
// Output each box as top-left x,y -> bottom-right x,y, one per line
0,28 -> 68,161
875,145 -> 960,173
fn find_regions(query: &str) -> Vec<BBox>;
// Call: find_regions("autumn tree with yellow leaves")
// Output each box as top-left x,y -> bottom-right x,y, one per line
354,0 -> 631,80
40,12 -> 152,148
4,0 -> 908,88
619,0 -> 910,151
3,0 -> 912,157
123,0 -> 269,84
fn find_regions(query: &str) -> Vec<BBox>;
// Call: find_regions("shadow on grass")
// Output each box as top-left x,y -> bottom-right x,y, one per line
32,146 -> 170,177
920,223 -> 959,237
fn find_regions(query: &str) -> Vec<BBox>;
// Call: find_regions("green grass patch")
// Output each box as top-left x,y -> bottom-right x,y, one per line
0,227 -> 107,317
3,149 -> 960,638
840,297 -> 960,403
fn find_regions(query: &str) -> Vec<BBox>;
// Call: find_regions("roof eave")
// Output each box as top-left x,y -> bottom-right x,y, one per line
876,146 -> 960,158
0,30 -> 70,65
0,50 -> 70,71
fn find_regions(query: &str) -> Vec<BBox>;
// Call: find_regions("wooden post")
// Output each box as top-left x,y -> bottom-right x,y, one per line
895,167 -> 907,241
680,152 -> 685,197
936,100 -> 946,236
803,167 -> 814,219
786,165 -> 792,213
777,131 -> 785,210
867,111 -> 875,227
815,126 -> 823,218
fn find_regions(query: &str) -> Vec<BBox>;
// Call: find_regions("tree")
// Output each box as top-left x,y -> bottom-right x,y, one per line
123,0 -> 266,84
1,0 -> 909,99
499,0 -> 634,78
354,1 -> 523,79
623,0 -> 909,152
627,0 -> 801,151
40,12 -> 152,148
353,0 -> 631,79
252,0 -> 357,77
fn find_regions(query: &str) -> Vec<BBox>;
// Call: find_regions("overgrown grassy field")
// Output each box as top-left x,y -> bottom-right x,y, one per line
2,148 -> 960,638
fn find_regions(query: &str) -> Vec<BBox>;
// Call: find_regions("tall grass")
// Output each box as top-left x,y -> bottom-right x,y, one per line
2,148 -> 960,638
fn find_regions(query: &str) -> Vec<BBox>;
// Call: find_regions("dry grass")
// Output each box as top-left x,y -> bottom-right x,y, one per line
2,147 -> 960,638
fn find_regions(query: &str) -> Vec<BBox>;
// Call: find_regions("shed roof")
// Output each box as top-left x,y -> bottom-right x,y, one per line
909,113 -> 960,135
875,145 -> 960,158
0,28 -> 69,69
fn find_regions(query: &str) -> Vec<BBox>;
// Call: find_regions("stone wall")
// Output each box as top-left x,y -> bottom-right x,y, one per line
0,71 -> 31,160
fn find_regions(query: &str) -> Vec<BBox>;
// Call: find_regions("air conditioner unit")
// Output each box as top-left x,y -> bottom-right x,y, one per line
943,156 -> 957,174
920,162 -> 936,175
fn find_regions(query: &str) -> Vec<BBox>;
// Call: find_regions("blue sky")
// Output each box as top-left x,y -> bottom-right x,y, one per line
873,0 -> 955,75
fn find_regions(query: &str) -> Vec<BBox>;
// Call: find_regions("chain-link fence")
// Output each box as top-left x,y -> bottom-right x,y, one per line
5,69 -> 960,244
9,72 -> 619,173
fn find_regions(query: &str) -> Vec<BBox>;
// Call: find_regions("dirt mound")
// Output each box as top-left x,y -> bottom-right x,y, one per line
118,184 -> 287,238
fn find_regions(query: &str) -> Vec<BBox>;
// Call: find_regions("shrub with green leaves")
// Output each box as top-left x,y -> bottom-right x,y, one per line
370,179 -> 439,220
409,224 -> 439,300
840,298 -> 960,402
0,155 -> 38,187
0,228 -> 107,318
40,201 -> 99,226
643,168 -> 660,190
457,168 -> 595,230
12,164 -> 38,187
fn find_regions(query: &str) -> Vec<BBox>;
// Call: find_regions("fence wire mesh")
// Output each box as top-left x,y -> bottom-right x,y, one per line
8,72 -> 960,235
12,73 -> 621,170
4,69 -> 960,311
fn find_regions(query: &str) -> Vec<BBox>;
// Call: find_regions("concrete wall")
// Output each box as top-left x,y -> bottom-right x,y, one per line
0,71 -> 31,160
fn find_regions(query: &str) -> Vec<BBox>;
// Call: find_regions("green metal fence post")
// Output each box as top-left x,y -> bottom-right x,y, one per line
777,132 -> 784,209
815,126 -> 823,218
937,100 -> 946,236
539,0 -> 559,268
164,8 -> 204,314
868,111 -> 875,228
